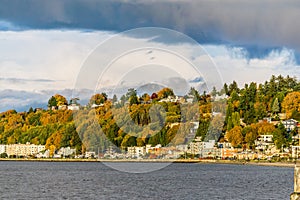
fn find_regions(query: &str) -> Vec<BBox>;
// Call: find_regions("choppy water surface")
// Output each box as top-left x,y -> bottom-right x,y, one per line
0,161 -> 293,199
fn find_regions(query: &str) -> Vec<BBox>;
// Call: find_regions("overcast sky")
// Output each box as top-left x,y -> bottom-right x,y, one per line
0,0 -> 300,111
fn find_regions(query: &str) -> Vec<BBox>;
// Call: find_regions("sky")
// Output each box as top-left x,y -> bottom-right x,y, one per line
0,0 -> 300,112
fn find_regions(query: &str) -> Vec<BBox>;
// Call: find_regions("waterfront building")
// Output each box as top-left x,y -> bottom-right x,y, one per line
85,151 -> 96,158
201,147 -> 221,159
0,144 -> 6,154
36,150 -> 50,158
188,140 -> 215,156
255,135 -> 274,152
57,147 -> 76,157
221,148 -> 238,159
5,143 -> 45,157
292,146 -> 300,158
127,146 -> 145,158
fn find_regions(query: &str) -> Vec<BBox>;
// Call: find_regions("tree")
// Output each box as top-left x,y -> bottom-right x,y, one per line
254,102 -> 267,121
231,112 -> 240,127
196,117 -> 210,140
229,81 -> 239,94
210,86 -> 217,97
141,93 -> 150,103
120,95 -> 126,106
189,87 -> 200,102
54,94 -> 68,106
273,123 -> 289,149
226,126 -> 243,147
244,129 -> 257,149
225,102 -> 234,131
282,91 -> 300,118
90,93 -> 107,105
157,88 -> 174,99
48,96 -> 57,108
223,83 -> 229,96
206,114 -> 224,141
124,88 -> 139,105
28,107 -> 34,113
112,94 -> 118,103
227,116 -> 234,131
272,97 -> 280,115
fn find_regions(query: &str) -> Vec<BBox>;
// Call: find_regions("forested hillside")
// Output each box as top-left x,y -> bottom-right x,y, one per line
0,75 -> 300,152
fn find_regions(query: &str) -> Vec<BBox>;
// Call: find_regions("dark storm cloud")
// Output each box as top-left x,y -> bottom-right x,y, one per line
1,0 -> 300,60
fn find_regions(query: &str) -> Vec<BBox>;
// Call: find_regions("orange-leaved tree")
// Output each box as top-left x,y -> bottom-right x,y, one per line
282,91 -> 300,118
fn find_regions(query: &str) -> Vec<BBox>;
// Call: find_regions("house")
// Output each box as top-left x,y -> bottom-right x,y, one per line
36,150 -> 50,158
91,103 -> 104,108
282,119 -> 298,132
5,143 -> 45,157
68,104 -> 80,111
145,144 -> 162,157
201,147 -> 221,158
67,98 -> 80,110
221,148 -> 240,159
278,113 -> 287,120
158,96 -> 179,103
188,140 -> 215,156
292,146 -> 300,158
261,117 -> 272,123
255,135 -> 274,152
58,105 -> 67,110
0,144 -> 6,154
127,146 -> 145,158
183,122 -> 199,143
57,147 -> 76,157
236,151 -> 259,160
175,144 -> 188,154
217,142 -> 232,149
85,151 -> 96,158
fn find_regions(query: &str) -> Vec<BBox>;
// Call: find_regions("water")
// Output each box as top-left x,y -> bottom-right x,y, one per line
0,161 -> 293,199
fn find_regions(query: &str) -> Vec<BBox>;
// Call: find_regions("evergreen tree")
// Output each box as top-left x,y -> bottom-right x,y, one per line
223,83 -> 229,96
272,97 -> 280,115
112,94 -> 118,103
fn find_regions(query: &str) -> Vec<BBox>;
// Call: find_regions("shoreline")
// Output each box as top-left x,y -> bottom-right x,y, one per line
0,158 -> 296,168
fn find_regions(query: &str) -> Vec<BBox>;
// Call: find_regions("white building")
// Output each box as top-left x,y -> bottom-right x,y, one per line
68,104 -> 80,111
292,146 -> 300,158
255,135 -> 275,153
85,151 -> 96,158
158,96 -> 178,103
57,147 -> 76,157
0,145 -> 6,154
282,119 -> 298,132
6,143 -> 45,157
188,140 -> 215,155
127,146 -> 145,158
36,150 -> 50,158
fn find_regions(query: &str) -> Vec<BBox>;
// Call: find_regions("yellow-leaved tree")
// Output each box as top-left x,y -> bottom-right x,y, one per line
157,88 -> 174,100
226,126 -> 243,147
282,91 -> 300,118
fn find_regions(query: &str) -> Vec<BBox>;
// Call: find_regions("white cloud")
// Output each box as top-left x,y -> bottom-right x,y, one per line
0,29 -> 300,112
0,30 -> 112,91
204,46 -> 300,88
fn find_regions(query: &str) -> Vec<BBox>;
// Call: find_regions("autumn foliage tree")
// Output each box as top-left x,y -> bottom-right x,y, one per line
48,94 -> 68,108
282,91 -> 300,118
226,126 -> 243,147
89,93 -> 107,106
157,88 -> 174,100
